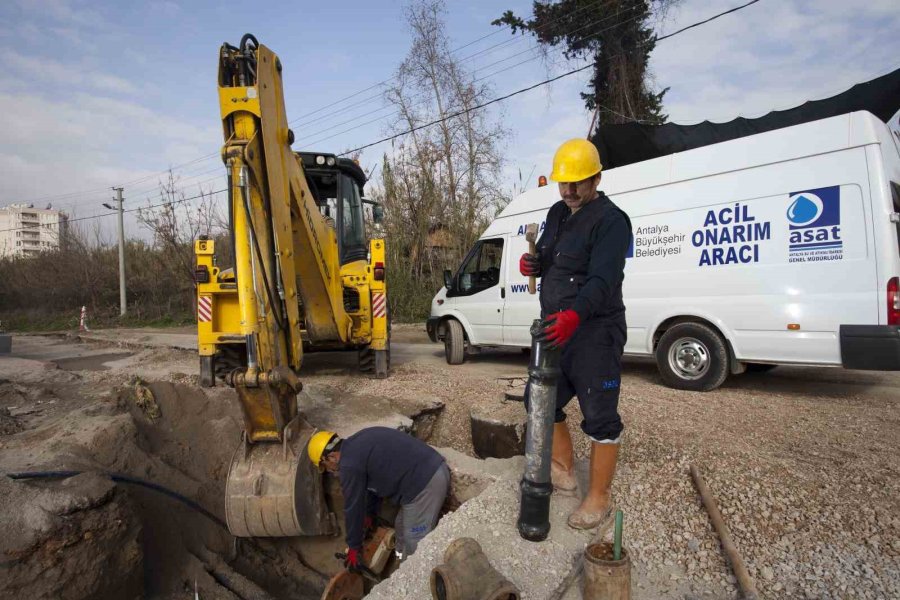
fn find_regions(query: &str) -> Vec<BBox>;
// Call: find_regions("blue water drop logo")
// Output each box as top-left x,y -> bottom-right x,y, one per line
787,194 -> 822,226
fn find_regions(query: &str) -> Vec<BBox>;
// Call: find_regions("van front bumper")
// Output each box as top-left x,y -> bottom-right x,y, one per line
426,317 -> 441,343
840,325 -> 900,370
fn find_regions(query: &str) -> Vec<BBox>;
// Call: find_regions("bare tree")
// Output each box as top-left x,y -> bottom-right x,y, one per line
136,171 -> 228,311
376,0 -> 509,320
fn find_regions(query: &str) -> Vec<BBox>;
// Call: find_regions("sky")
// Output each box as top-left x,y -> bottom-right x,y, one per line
1,0 -> 899,243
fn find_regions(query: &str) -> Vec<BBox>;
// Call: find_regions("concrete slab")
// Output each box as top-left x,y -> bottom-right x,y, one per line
299,384 -> 444,441
367,476 -> 596,600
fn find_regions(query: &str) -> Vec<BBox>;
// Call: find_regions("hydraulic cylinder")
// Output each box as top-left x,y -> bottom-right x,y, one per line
517,318 -> 561,542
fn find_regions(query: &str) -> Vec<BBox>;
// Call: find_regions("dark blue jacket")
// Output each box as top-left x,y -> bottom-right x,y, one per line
537,192 -> 632,328
338,427 -> 445,551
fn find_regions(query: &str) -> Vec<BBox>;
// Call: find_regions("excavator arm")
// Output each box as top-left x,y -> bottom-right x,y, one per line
214,34 -> 369,537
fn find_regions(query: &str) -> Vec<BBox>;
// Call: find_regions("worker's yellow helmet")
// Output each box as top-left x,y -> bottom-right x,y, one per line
550,138 -> 603,183
308,430 -> 338,467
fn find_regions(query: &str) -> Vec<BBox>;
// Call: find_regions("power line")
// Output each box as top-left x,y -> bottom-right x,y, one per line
338,0 -> 765,156
288,0 -> 614,125
0,189 -> 226,235
14,0 -> 619,208
11,0 -> 760,210
49,166 -> 227,215
656,0 -> 760,42
15,153 -> 220,207
301,8 -> 644,147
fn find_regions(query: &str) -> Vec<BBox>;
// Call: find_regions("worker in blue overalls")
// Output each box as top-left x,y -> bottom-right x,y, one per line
519,138 -> 632,530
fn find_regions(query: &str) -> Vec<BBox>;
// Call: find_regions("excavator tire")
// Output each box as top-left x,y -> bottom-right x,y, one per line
359,340 -> 390,378
359,300 -> 391,378
215,346 -> 246,382
358,346 -> 375,373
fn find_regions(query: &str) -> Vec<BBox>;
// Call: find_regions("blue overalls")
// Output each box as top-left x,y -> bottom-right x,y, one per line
526,192 -> 632,442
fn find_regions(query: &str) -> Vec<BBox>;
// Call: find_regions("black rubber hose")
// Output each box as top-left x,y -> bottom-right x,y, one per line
6,470 -> 227,531
241,179 -> 288,333
3,470 -> 332,580
239,34 -> 259,52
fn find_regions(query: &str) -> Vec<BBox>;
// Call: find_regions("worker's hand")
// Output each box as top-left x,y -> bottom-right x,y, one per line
344,547 -> 361,573
519,253 -> 541,277
537,310 -> 580,349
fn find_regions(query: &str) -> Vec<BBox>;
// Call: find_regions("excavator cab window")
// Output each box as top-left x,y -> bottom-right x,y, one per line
302,168 -> 367,264
339,174 -> 367,264
306,171 -> 337,221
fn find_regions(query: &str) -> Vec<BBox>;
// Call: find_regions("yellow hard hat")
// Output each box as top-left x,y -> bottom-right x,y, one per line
308,430 -> 337,467
550,138 -> 603,183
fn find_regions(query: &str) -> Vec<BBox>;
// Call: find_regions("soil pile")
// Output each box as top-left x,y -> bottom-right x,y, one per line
0,350 -> 326,600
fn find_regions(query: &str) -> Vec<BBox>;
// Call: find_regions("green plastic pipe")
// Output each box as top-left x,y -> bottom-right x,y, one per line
613,509 -> 624,560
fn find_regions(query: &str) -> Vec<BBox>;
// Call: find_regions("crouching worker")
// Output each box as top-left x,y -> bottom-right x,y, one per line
307,427 -> 450,568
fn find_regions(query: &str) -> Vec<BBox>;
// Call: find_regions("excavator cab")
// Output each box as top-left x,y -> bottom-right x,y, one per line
297,153 -> 369,265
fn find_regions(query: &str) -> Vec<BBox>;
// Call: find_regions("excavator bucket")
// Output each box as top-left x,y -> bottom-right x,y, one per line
225,415 -> 336,537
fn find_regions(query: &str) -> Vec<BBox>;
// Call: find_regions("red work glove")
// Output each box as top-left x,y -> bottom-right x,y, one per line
344,547 -> 361,572
537,310 -> 580,349
519,253 -> 541,276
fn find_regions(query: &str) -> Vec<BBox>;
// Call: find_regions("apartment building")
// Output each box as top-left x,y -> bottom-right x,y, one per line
0,204 -> 68,258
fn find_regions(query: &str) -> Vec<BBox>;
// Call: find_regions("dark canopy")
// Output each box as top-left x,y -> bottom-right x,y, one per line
593,67 -> 900,169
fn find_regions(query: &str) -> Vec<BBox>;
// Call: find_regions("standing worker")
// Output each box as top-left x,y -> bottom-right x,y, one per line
519,138 -> 632,530
307,427 -> 450,569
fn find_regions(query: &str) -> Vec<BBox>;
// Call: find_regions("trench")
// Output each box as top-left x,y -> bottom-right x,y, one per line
0,371 -> 473,600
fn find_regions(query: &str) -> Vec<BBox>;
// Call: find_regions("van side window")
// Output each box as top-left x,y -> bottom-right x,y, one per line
457,238 -> 504,295
892,182 -> 900,255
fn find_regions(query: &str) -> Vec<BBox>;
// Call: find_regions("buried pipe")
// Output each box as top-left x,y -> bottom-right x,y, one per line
517,319 -> 561,542
7,470 -> 228,529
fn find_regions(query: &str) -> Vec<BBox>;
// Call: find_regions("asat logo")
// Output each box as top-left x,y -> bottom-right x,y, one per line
786,192 -> 824,227
786,185 -> 842,259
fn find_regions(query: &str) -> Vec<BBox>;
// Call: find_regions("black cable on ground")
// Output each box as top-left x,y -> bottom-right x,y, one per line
6,469 -> 333,580
6,470 -> 228,530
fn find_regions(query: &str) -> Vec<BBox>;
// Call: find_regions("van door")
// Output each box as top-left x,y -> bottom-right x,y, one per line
447,238 -> 505,345
503,229 -> 542,346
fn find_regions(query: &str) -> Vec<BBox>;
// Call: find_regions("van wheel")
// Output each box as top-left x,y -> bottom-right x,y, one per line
655,322 -> 729,391
444,320 -> 465,365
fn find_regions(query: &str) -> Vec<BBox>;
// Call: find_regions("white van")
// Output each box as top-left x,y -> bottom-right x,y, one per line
426,111 -> 900,391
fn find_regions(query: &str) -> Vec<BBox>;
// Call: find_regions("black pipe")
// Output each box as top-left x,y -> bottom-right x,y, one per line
517,319 -> 561,542
6,470 -> 227,530
5,470 -> 331,580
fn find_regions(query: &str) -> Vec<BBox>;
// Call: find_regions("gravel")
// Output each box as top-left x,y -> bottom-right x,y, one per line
15,331 -> 898,599
367,479 -> 592,600
309,349 -> 900,599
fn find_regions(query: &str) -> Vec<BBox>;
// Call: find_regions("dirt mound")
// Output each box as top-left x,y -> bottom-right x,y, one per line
0,472 -> 142,599
1,374 -> 326,600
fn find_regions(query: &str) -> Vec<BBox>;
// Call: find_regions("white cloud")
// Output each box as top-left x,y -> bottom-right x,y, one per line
650,0 -> 900,123
3,51 -> 140,96
13,0 -> 108,29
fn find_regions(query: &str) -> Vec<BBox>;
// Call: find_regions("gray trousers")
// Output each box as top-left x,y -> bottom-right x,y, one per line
394,462 -> 450,557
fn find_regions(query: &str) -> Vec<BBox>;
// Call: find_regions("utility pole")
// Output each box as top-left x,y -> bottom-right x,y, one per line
104,188 -> 127,316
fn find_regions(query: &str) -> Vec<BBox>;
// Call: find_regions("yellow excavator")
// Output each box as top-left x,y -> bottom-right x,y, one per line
193,34 -> 389,538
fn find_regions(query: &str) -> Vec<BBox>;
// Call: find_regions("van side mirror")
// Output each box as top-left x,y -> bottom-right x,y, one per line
372,204 -> 384,224
443,269 -> 453,290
